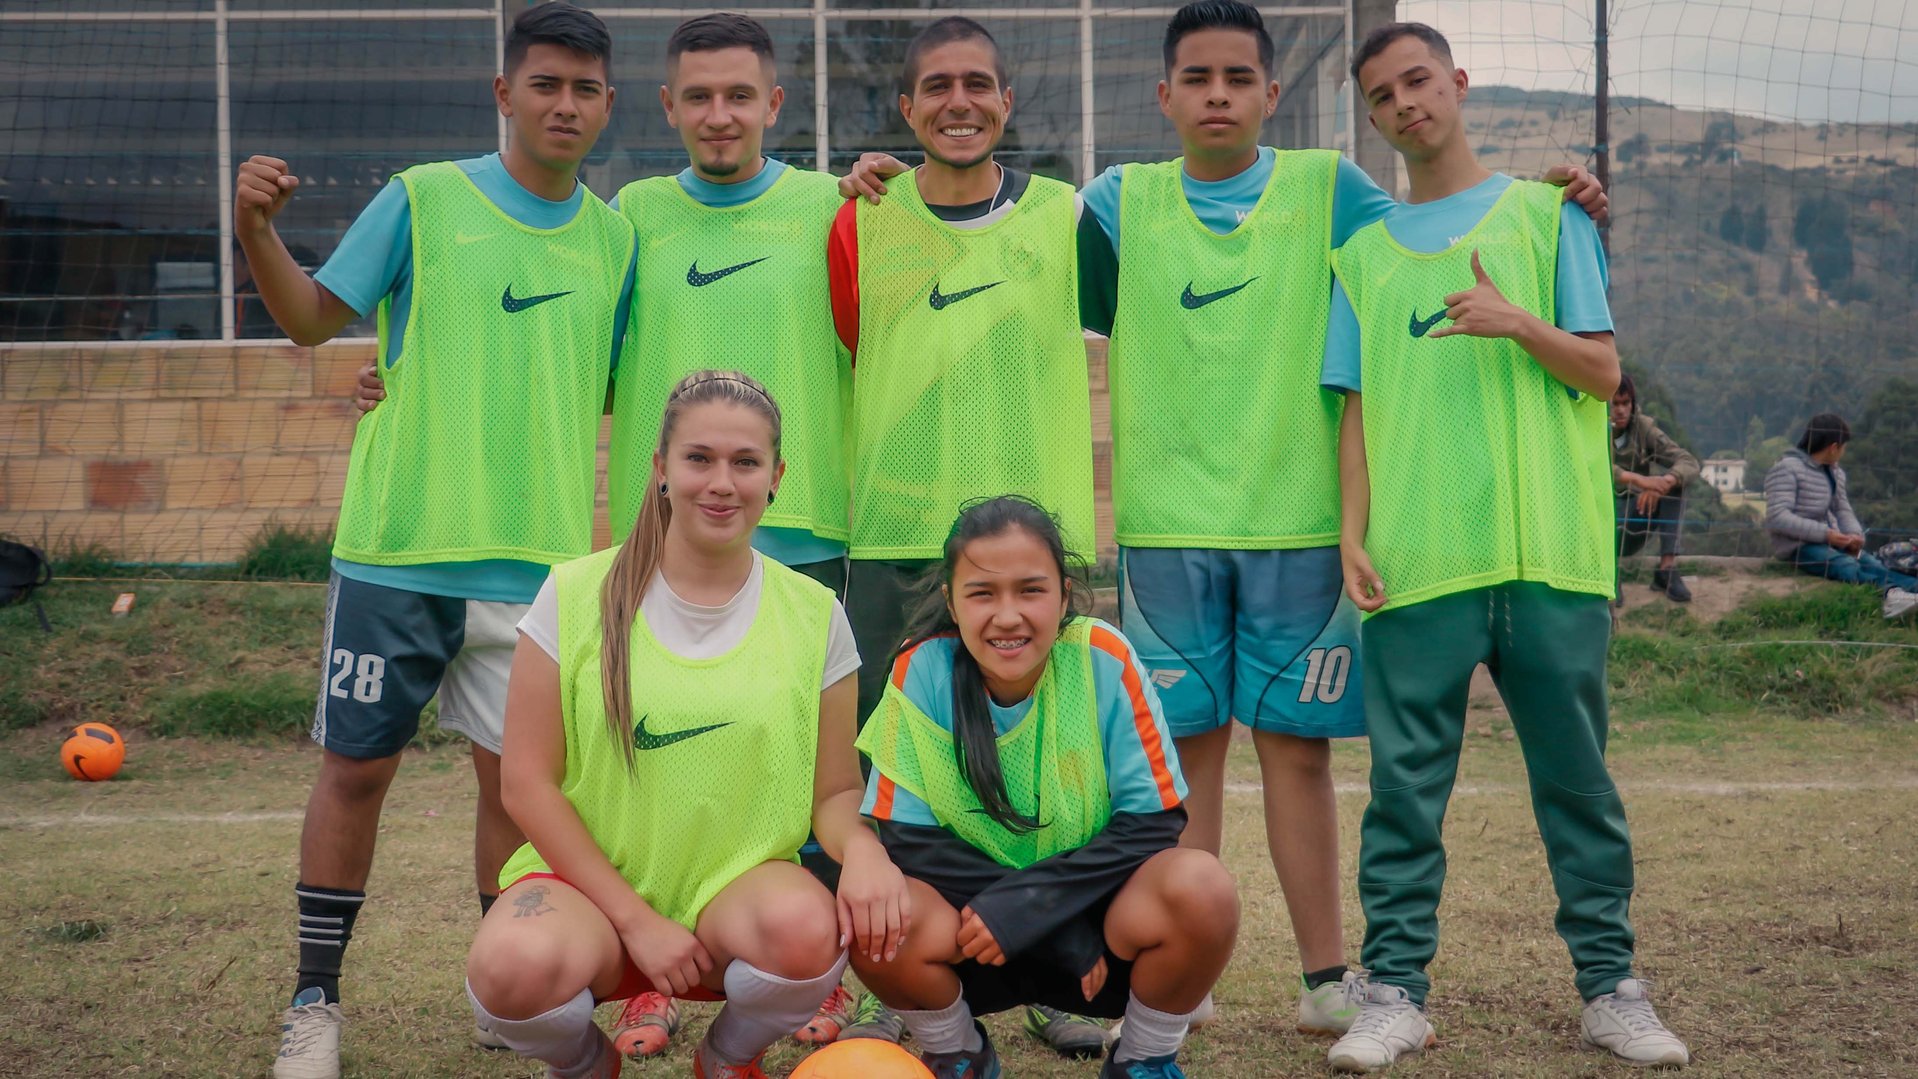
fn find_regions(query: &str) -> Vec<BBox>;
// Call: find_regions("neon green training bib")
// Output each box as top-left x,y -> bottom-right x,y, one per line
851,170 -> 1094,560
1332,180 -> 1614,613
856,619 -> 1111,869
608,169 -> 849,542
1108,150 -> 1343,549
332,161 -> 634,567
498,547 -> 834,928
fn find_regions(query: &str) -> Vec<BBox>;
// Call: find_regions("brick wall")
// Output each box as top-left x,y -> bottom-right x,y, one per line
1,343 -> 368,563
0,338 -> 1118,564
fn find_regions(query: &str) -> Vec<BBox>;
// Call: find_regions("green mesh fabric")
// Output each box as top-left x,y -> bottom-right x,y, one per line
499,547 -> 833,928
607,169 -> 849,541
333,161 -> 633,566
856,619 -> 1110,869
850,171 -> 1094,559
1108,150 -> 1343,549
1333,180 -> 1614,614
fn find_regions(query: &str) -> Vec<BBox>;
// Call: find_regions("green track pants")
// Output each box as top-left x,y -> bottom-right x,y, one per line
1357,581 -> 1636,1004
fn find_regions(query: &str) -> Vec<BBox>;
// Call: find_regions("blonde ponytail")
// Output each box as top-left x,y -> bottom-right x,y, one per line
599,369 -> 782,773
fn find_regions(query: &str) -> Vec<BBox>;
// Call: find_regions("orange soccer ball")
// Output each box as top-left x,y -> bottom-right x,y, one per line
790,1038 -> 935,1079
61,722 -> 125,781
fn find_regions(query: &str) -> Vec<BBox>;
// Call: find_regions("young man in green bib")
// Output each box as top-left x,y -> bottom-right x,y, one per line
237,6 -> 635,1077
606,13 -> 857,1058
841,5 -> 1608,1039
825,15 -> 1099,1054
828,16 -> 1094,739
1322,22 -> 1689,1071
607,13 -> 850,595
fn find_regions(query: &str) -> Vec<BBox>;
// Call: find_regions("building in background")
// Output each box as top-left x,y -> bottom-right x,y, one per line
0,0 -> 1372,344
1703,457 -> 1746,494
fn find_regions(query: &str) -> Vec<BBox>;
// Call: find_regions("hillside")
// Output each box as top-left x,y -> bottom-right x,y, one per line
1465,87 -> 1918,457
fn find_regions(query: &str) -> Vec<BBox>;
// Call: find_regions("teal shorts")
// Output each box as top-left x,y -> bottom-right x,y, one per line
1118,545 -> 1365,740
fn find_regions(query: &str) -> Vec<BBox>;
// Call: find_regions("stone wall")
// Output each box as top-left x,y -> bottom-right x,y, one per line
0,338 -> 1118,564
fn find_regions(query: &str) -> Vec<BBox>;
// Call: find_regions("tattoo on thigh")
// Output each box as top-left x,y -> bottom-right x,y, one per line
513,886 -> 557,918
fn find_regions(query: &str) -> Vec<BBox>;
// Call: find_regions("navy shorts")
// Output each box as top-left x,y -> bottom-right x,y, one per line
310,572 -> 526,758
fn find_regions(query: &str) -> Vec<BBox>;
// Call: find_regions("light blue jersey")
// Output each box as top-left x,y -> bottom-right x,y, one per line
1080,147 -> 1397,252
317,154 -> 637,603
1320,172 -> 1612,395
860,622 -> 1189,825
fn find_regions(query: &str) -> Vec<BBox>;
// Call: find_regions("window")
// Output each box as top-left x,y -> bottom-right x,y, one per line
0,2 -> 1353,342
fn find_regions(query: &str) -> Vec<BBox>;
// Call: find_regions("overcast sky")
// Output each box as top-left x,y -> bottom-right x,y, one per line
1397,0 -> 1918,124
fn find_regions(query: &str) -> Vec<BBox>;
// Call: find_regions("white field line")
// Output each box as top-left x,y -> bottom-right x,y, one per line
3,778 -> 1915,829
1229,779 -> 1918,797
0,809 -> 304,829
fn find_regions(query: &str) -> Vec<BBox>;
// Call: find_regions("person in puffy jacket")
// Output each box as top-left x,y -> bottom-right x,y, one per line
1763,412 -> 1917,619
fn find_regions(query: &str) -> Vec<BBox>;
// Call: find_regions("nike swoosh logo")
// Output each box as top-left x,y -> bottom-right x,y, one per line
1180,277 -> 1258,309
929,280 -> 1005,310
1409,308 -> 1448,338
632,714 -> 731,751
501,285 -> 573,313
687,257 -> 769,287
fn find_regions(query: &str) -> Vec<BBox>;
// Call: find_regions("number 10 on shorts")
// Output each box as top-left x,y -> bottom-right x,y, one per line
328,648 -> 388,704
1297,646 -> 1351,704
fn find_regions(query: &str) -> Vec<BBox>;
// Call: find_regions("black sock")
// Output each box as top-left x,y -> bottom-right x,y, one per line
478,892 -> 497,917
294,882 -> 364,1005
1304,964 -> 1350,991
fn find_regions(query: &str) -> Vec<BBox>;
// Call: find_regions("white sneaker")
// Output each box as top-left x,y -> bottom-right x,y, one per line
272,988 -> 342,1079
1581,978 -> 1690,1067
1884,587 -> 1918,619
1327,981 -> 1433,1072
1299,971 -> 1365,1035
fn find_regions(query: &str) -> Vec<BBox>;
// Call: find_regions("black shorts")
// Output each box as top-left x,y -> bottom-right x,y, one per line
956,949 -> 1137,1019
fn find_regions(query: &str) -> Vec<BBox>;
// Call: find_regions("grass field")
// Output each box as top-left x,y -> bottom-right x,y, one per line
4,567 -> 1917,1077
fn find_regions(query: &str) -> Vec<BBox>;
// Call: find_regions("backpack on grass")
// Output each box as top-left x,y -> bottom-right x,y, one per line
1876,540 -> 1918,577
0,539 -> 53,632
0,540 -> 51,607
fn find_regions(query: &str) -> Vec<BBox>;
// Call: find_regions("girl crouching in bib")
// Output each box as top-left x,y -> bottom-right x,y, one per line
466,370 -> 910,1079
854,495 -> 1240,1079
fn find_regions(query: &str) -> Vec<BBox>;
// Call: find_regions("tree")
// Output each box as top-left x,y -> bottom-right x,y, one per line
1743,203 -> 1768,252
1719,205 -> 1745,245
1794,195 -> 1854,292
1847,379 -> 1918,531
1745,436 -> 1790,493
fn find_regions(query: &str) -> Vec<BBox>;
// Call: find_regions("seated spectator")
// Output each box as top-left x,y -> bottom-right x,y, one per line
1764,412 -> 1917,619
1611,375 -> 1698,603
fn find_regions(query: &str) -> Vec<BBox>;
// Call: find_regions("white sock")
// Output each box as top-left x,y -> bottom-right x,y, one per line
897,993 -> 981,1054
1113,991 -> 1192,1063
705,953 -> 849,1064
465,982 -> 605,1077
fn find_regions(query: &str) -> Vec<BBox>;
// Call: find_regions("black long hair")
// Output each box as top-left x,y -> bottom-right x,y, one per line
1797,412 -> 1851,456
896,495 -> 1092,834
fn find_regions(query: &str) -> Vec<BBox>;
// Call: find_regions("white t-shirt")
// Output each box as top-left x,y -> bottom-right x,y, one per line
518,552 -> 860,691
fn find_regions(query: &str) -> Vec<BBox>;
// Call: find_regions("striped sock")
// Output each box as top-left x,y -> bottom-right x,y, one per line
294,882 -> 364,1005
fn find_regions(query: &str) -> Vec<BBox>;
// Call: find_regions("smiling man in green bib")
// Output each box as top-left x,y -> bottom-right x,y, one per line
1322,22 -> 1689,1073
237,6 -> 635,1078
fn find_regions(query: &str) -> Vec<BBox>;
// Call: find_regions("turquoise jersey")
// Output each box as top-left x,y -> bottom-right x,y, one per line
859,621 -> 1188,823
317,153 -> 636,603
1080,148 -> 1396,253
1320,172 -> 1611,395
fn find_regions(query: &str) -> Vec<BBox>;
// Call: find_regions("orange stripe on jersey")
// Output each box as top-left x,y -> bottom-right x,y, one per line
1088,625 -> 1180,810
889,633 -> 956,691
872,775 -> 897,820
